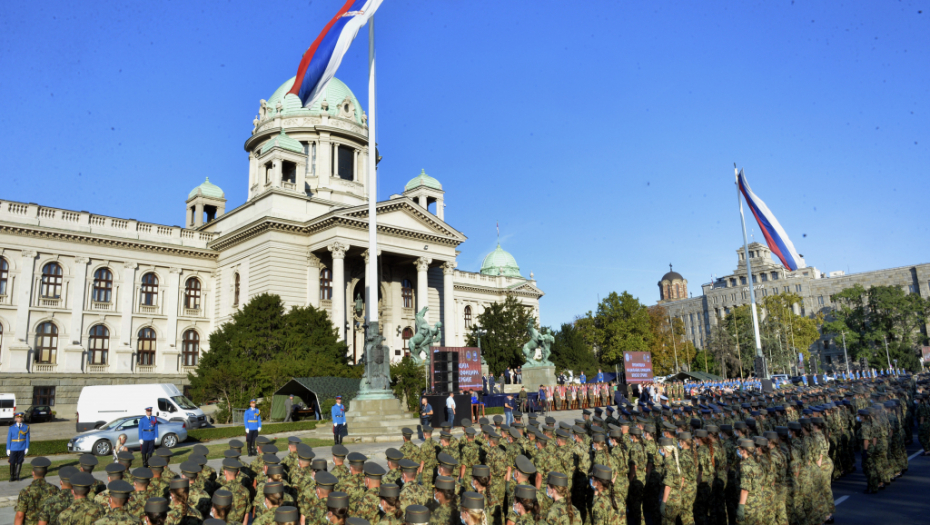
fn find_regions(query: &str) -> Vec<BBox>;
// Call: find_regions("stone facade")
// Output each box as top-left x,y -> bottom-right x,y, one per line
0,76 -> 543,415
657,242 -> 930,369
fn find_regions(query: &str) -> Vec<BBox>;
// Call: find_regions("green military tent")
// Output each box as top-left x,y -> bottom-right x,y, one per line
270,377 -> 362,421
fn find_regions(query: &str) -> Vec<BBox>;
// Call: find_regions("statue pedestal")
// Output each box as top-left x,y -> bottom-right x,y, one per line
344,397 -> 422,444
520,365 -> 557,388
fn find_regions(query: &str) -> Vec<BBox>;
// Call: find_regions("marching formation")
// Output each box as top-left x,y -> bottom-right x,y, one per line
9,372 -> 929,525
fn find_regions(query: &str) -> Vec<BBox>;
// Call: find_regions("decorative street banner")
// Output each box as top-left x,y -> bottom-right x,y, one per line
433,347 -> 483,390
921,346 -> 930,364
623,352 -> 654,383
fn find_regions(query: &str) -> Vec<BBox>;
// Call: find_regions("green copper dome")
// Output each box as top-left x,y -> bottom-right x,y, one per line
405,169 -> 442,191
188,177 -> 225,199
265,77 -> 364,125
480,244 -> 522,278
261,129 -> 304,155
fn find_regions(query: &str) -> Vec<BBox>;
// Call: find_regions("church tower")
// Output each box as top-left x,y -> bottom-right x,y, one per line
658,264 -> 688,302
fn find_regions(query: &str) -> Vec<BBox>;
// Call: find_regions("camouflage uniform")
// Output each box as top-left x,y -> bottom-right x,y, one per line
281,453 -> 299,474
644,439 -> 664,525
37,488 -> 73,525
351,485 -> 381,523
428,501 -> 453,525
460,440 -> 481,480
383,468 -> 403,486
331,463 -> 350,483
401,441 -> 422,464
336,472 -> 365,501
545,498 -> 582,525
15,477 -> 60,525
296,486 -> 324,521
253,481 -> 295,515
124,487 -> 160,519
486,445 -> 509,505
694,444 -> 713,525
399,479 -> 428,512
811,431 -> 833,523
769,446 -> 789,525
57,498 -> 106,525
740,455 -> 764,525
250,507 -> 279,525
376,514 -> 405,525
420,438 -> 439,494
627,441 -> 648,525
225,479 -> 253,525
93,506 -> 141,525
710,443 -> 728,525
166,501 -> 203,525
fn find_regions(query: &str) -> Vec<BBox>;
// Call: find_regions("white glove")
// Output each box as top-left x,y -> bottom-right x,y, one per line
5,450 -> 9,456
257,427 -> 261,432
24,449 -> 27,455
140,439 -> 144,444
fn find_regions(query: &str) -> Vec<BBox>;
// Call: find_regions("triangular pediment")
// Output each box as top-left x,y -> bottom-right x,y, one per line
335,198 -> 467,243
508,281 -> 545,296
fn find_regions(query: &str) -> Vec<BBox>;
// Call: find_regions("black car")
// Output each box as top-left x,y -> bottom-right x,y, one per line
24,405 -> 53,423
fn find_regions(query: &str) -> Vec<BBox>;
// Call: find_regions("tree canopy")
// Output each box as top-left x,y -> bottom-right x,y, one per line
576,292 -> 653,367
548,322 -> 600,376
465,294 -> 534,375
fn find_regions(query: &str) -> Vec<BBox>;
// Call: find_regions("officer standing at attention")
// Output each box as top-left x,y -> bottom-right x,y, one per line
7,412 -> 29,482
245,399 -> 263,457
139,407 -> 159,468
332,396 -> 347,445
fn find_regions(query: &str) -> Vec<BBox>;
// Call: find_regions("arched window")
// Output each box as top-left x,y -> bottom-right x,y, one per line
674,283 -> 680,299
140,272 -> 158,306
0,257 -> 8,296
401,279 -> 414,308
464,306 -> 473,329
402,327 -> 414,351
35,322 -> 58,364
88,325 -> 109,365
41,262 -> 63,298
92,268 -> 113,303
320,268 -> 333,300
233,273 -> 240,307
184,277 -> 201,309
137,327 -> 156,366
182,330 -> 199,366
663,284 -> 669,299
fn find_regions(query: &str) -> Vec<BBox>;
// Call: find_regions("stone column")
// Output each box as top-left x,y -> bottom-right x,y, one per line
415,257 -> 432,321
442,261 -> 456,346
273,159 -> 282,188
418,196 -> 427,209
329,242 -> 349,341
69,257 -> 90,344
120,262 -> 138,347
318,133 -> 331,187
14,250 -> 37,342
437,196 -> 445,221
166,268 -> 182,348
307,253 -> 322,308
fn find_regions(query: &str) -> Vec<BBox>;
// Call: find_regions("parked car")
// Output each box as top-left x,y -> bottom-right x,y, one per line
0,394 -> 16,424
67,415 -> 188,456
24,405 -> 53,423
76,384 -> 206,432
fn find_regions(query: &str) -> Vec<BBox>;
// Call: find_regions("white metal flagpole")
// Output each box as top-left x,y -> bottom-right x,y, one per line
735,166 -> 767,378
366,15 -> 378,324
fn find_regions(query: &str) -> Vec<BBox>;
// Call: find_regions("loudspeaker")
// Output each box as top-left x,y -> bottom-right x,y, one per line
760,379 -> 774,393
431,350 -> 460,393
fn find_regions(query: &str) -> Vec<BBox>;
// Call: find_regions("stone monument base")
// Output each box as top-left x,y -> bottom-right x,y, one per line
520,365 -> 557,388
344,397 -> 422,443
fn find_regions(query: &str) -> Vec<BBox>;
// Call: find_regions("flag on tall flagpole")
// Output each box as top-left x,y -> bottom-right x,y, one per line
737,170 -> 806,271
288,0 -> 384,107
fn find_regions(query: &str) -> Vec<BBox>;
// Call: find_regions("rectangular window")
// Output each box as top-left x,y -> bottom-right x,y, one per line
33,386 -> 55,406
740,277 -> 747,285
795,284 -> 802,293
761,289 -> 767,297
761,273 -> 768,282
908,284 -> 917,294
730,279 -> 736,287
784,286 -> 789,293
818,296 -> 824,305
337,145 -> 354,181
771,272 -> 779,281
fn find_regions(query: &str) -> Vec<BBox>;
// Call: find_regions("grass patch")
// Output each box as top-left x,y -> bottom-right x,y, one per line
0,438 -> 334,481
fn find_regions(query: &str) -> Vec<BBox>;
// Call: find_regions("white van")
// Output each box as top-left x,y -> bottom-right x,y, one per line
0,394 -> 16,423
76,384 -> 205,432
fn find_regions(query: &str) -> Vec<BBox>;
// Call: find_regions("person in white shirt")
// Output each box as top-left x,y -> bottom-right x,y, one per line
445,392 -> 456,426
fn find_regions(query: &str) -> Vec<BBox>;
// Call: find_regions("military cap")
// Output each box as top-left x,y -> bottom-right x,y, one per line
327,491 -> 350,509
720,424 -> 733,433
149,456 -> 168,469
571,425 -> 586,435
547,471 -> 568,487
799,417 -> 812,425
296,444 -> 315,461
582,409 -> 592,416
332,445 -> 349,457
461,418 -> 473,427
690,418 -> 702,428
857,409 -> 870,416
465,428 -> 477,436
315,472 -> 339,487
223,449 -> 241,459
145,497 -> 170,514
753,437 -> 769,448
788,421 -> 802,430
471,465 -> 490,478
537,433 -> 550,443
347,452 -> 367,464
190,454 -> 208,466
222,458 -> 242,470
399,459 -> 419,472
593,407 -> 603,415
263,445 -> 280,454
109,479 -> 135,494
440,422 -> 452,430
435,476 -> 456,491
363,463 -> 386,479
256,436 -> 272,444
273,506 -> 300,524
811,417 -> 824,425
629,427 -> 643,436
592,433 -> 606,443
439,430 -> 453,439
493,415 -> 504,424
513,411 -> 523,419
192,444 -> 210,456
437,452 -> 459,467
514,484 -> 537,500
212,490 -> 233,506
763,431 -> 779,441
229,439 -> 245,448
155,448 -> 173,458
70,472 -> 97,488
775,426 -> 789,436
117,451 -> 135,462
180,461 -> 202,475
643,424 -> 656,434
311,458 -> 328,471
264,481 -> 285,495
400,427 -> 414,437
79,454 -> 98,467
30,457 -> 51,469
658,437 -> 674,447
555,429 -> 570,439
515,455 -> 536,475
59,466 -> 78,482
422,426 -> 434,434
170,477 -> 190,490
694,429 -> 708,438
661,421 -> 676,431
385,448 -> 404,461
405,505 -> 430,524
678,431 -> 692,441
106,463 -> 127,475
203,520 -> 224,525
592,464 -> 612,481
545,417 -> 556,426
284,436 -> 302,445
132,467 -> 153,480
733,421 -> 747,431
345,518 -> 368,525
505,427 -> 518,440
267,465 -> 285,477
608,428 -> 622,439
592,416 -> 604,425
481,424 -> 495,434
704,424 -> 719,434
512,422 -> 525,430
379,482 -> 400,498
737,438 -> 755,450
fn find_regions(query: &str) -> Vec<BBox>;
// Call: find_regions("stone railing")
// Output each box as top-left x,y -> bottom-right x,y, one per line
87,364 -> 109,374
33,363 -> 57,373
0,295 -> 7,305
136,365 -> 156,374
139,304 -> 159,314
91,301 -> 113,311
183,307 -> 201,317
39,297 -> 62,308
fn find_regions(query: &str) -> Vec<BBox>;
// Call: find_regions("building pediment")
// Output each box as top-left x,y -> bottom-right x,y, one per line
335,198 -> 467,244
508,281 -> 545,297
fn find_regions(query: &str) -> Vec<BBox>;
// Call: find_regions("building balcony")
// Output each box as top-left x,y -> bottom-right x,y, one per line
136,365 -> 157,374
282,181 -> 296,191
182,365 -> 198,375
0,294 -> 7,305
91,301 -> 114,311
39,297 -> 62,308
33,363 -> 57,373
183,307 -> 201,317
87,364 -> 109,374
139,304 -> 159,314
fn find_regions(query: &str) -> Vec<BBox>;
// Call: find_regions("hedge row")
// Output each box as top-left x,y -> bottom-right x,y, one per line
3,420 -> 319,458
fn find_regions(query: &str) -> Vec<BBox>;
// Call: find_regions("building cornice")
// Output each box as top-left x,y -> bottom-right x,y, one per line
453,282 -> 544,299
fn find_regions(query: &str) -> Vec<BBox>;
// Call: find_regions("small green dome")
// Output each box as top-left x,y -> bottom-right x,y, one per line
265,76 -> 364,125
480,244 -> 522,278
261,129 -> 304,155
188,177 -> 225,199
405,169 -> 442,191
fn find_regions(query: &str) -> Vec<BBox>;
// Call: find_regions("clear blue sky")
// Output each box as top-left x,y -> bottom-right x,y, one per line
2,1 -> 928,327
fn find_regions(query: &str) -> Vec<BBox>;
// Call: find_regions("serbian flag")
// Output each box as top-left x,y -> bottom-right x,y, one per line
288,0 -> 383,107
737,170 -> 806,271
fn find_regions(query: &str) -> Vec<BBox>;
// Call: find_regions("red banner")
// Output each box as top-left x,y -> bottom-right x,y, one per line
624,352 -> 654,383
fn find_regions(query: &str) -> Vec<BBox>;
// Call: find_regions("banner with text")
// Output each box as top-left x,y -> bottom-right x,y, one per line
435,347 -> 483,390
623,352 -> 654,383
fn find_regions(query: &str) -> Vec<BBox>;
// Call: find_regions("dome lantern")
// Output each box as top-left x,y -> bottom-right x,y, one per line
186,177 -> 226,228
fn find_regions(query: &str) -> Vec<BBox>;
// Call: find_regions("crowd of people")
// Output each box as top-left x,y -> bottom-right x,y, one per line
8,371 -> 930,525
